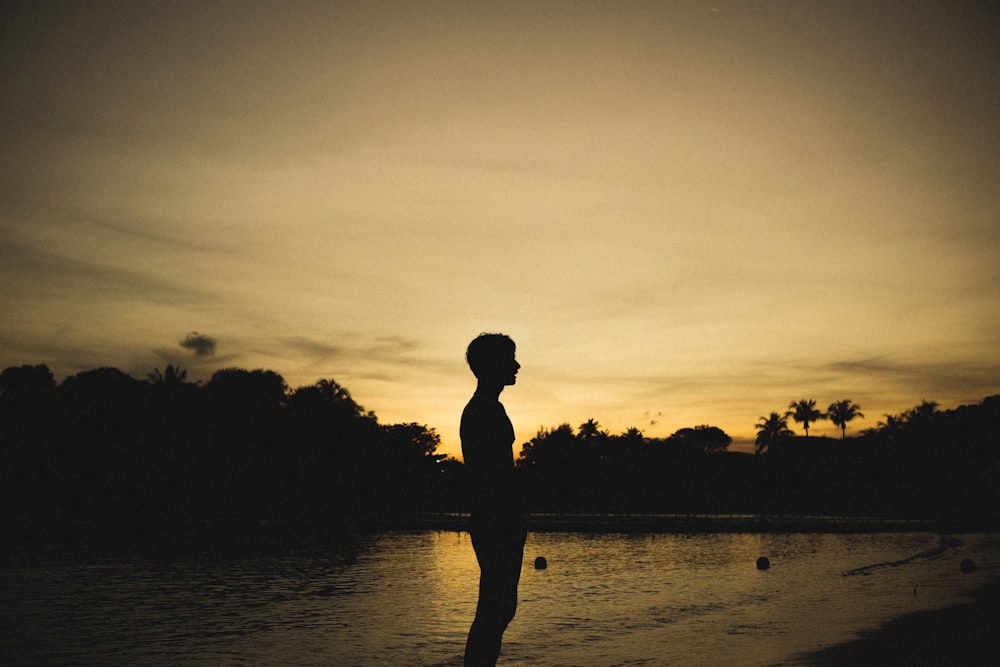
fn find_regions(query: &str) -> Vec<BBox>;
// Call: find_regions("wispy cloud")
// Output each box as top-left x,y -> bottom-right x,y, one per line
824,357 -> 1000,401
1,233 -> 213,304
276,337 -> 343,362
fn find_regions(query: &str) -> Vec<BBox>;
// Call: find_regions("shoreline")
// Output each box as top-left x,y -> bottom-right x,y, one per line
4,513 -> 997,566
367,512 -> 999,535
789,576 -> 1000,665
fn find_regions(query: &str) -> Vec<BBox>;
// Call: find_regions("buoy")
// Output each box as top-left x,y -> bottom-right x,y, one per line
534,556 -> 548,570
756,556 -> 770,570
960,558 -> 977,574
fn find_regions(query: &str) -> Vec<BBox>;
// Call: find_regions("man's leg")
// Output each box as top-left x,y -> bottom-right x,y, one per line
465,523 -> 526,666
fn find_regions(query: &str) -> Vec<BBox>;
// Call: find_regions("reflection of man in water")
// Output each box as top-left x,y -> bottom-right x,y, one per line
462,333 -> 526,667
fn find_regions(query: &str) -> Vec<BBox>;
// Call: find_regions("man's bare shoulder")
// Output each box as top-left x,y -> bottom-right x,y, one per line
461,394 -> 508,438
463,393 -> 499,413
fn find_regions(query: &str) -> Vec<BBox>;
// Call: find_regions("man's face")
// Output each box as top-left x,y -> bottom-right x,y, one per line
497,350 -> 520,386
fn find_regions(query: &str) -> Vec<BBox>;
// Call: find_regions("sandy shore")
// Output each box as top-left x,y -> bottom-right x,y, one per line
793,576 -> 1000,665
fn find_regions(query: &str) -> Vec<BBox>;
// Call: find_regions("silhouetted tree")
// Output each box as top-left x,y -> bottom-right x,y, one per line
143,364 -> 204,517
382,422 -> 442,459
0,365 -> 58,518
578,418 -> 607,441
873,413 -> 905,434
616,426 -> 647,460
516,423 -> 576,470
287,378 -> 366,430
0,364 -> 57,435
621,426 -> 645,444
147,364 -> 189,386
377,423 -> 445,511
516,423 -> 589,510
755,412 -> 793,454
4,356 -> 999,546
904,400 -> 939,425
788,399 -> 824,437
826,399 -> 864,439
55,368 -> 151,518
0,364 -> 56,401
206,368 -> 287,411
203,369 -> 289,515
283,377 -> 384,518
667,425 -> 731,455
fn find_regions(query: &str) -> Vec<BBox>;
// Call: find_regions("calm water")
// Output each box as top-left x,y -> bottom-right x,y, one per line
2,530 -> 998,666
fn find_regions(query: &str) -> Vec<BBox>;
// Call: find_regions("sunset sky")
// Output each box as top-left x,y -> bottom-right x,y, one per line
3,1 -> 998,457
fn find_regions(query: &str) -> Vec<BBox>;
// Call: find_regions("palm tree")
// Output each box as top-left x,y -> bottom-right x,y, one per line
147,364 -> 188,385
866,413 -> 905,442
877,413 -> 904,431
788,399 -> 824,437
621,426 -> 645,444
615,427 -> 646,461
755,412 -> 793,454
904,400 -> 939,424
578,418 -> 606,440
827,399 -> 864,439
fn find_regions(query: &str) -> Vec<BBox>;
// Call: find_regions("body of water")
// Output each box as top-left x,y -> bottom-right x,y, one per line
2,529 -> 997,665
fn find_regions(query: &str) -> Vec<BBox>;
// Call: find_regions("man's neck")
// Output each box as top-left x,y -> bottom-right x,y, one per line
474,381 -> 504,401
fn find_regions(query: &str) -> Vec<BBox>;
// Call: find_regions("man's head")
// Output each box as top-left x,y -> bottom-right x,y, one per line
466,333 -> 519,385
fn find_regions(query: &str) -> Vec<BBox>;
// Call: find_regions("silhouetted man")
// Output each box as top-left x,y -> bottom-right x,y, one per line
462,333 -> 526,667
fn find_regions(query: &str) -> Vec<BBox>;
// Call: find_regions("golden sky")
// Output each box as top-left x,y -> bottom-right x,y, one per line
3,1 -> 998,457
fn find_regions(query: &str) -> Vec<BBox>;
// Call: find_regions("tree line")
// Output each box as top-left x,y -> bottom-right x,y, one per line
514,396 -> 999,523
2,363 -> 998,551
756,398 -> 865,450
0,364 -> 456,533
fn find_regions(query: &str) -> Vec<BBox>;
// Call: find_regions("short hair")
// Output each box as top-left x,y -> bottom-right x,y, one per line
466,333 -> 515,379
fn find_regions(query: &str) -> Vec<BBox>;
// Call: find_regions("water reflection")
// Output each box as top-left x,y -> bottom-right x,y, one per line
0,531 -> 996,666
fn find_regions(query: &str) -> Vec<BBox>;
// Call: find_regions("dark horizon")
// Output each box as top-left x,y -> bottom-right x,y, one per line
3,361 -> 998,564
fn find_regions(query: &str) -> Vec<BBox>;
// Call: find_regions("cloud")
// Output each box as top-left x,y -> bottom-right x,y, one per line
823,357 -> 1000,401
0,236 -> 213,305
275,336 -> 342,362
180,332 -> 217,357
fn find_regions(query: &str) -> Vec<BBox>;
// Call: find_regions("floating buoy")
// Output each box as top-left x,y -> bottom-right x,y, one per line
534,556 -> 548,570
756,556 -> 770,570
960,558 -> 977,574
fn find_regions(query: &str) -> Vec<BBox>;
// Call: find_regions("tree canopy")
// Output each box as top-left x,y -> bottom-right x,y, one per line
788,399 -> 825,436
2,362 -> 998,559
